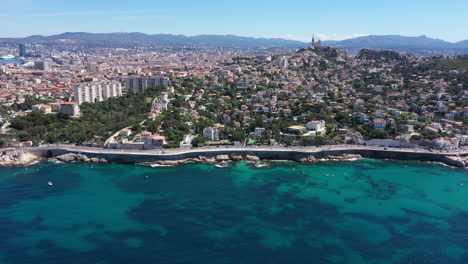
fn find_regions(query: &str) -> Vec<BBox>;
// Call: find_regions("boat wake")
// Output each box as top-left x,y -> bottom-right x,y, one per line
25,160 -> 40,166
150,164 -> 172,168
254,162 -> 270,168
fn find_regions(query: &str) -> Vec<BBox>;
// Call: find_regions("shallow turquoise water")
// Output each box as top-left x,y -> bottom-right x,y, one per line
0,160 -> 467,263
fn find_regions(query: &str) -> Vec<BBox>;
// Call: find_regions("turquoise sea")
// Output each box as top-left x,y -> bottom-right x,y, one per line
0,57 -> 24,65
0,160 -> 467,263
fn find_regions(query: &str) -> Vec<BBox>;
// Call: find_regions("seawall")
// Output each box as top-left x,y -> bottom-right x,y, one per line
25,146 -> 468,167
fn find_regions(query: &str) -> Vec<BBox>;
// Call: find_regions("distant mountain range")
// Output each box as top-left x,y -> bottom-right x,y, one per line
323,35 -> 468,51
1,32 -> 468,52
0,32 -> 305,49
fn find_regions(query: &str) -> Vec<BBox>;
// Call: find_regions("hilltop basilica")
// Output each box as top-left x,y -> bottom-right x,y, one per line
311,35 -> 322,48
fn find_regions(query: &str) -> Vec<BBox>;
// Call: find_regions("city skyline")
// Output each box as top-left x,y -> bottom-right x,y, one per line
1,0 -> 468,42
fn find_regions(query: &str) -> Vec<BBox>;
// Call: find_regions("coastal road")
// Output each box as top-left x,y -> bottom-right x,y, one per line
28,144 -> 468,157
1,121 -> 10,134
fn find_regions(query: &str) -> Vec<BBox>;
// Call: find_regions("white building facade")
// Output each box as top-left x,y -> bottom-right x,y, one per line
306,120 -> 326,135
125,77 -> 170,93
74,81 -> 122,105
203,127 -> 220,141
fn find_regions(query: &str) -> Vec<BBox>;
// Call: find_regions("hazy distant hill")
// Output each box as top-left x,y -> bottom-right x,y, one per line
2,33 -> 468,52
2,32 -> 307,49
324,35 -> 468,51
453,40 -> 468,49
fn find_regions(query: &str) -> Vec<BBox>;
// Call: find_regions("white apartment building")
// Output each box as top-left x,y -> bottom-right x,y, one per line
74,81 -> 122,105
102,82 -> 123,98
125,77 -> 170,93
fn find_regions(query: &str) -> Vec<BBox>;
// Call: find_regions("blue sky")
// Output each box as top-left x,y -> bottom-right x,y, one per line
2,0 -> 468,42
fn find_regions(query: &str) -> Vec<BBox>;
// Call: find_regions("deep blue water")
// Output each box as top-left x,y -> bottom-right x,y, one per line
0,160 -> 467,263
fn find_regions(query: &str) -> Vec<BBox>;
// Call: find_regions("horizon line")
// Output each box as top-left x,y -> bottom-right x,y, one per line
1,32 -> 466,44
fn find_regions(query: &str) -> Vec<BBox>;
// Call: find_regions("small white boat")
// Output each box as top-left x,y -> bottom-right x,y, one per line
48,181 -> 54,186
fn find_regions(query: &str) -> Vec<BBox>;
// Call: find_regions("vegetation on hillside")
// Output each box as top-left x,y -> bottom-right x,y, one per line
357,49 -> 403,62
420,56 -> 468,71
0,105 -> 11,118
9,87 -> 164,144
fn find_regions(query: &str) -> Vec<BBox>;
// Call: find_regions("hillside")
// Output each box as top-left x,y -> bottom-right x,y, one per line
324,35 -> 468,56
357,49 -> 404,61
421,57 -> 468,71
325,35 -> 454,49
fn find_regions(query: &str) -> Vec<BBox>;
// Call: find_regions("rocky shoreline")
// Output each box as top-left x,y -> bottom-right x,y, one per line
0,151 -> 40,167
137,153 -> 363,167
3,148 -> 468,168
137,154 -> 263,166
297,154 -> 363,163
2,152 -> 363,167
51,152 -> 468,168
53,153 -> 109,164
444,156 -> 468,167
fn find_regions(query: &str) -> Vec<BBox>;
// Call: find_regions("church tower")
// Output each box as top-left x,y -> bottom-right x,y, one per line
311,35 -> 315,48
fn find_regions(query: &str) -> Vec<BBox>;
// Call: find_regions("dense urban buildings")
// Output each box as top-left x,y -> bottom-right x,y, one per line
0,38 -> 466,151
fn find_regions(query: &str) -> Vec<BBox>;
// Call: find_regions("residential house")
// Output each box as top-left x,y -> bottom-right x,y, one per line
306,120 -> 326,135
373,119 -> 387,130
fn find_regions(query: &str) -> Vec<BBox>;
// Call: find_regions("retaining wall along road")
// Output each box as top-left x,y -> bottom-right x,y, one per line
25,146 -> 468,167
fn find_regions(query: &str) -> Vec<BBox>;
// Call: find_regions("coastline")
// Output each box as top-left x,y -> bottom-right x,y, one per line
0,151 -> 40,167
1,144 -> 465,168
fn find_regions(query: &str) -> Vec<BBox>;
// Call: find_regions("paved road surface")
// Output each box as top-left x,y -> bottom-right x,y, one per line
0,122 -> 10,134
28,144 -> 468,157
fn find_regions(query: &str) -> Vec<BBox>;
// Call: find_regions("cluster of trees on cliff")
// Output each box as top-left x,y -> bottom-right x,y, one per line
357,49 -> 404,62
419,56 -> 468,72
